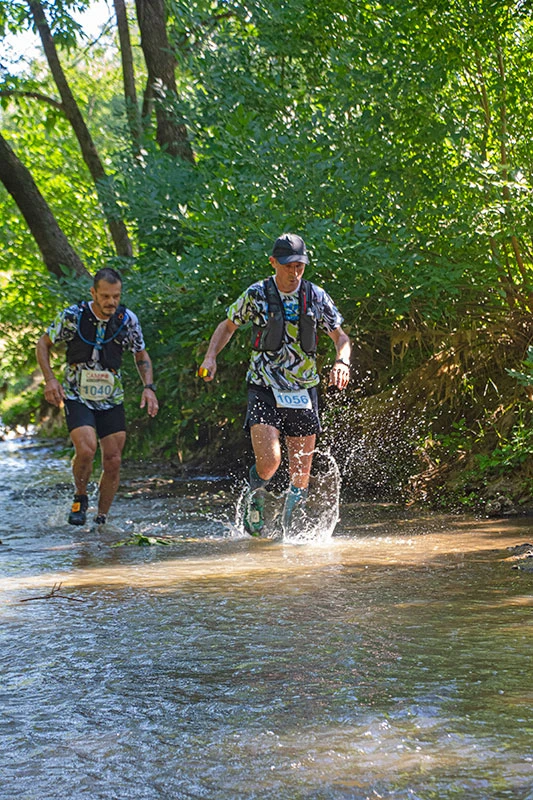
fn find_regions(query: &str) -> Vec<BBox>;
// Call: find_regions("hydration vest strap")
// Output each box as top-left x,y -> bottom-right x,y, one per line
264,276 -> 284,316
76,302 -> 129,349
264,276 -> 311,318
251,278 -> 316,354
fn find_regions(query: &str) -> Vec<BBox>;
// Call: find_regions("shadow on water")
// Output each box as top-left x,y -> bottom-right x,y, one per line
1,436 -> 533,799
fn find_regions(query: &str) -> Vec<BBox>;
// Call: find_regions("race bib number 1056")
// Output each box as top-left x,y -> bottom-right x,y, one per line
272,388 -> 312,409
79,369 -> 115,400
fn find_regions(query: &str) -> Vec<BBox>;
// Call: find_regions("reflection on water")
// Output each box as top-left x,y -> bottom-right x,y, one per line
1,437 -> 533,799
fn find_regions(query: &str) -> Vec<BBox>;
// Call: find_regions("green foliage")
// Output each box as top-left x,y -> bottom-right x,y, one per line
432,403 -> 533,512
4,0 -> 533,471
506,345 -> 533,386
0,0 -> 89,42
0,381 -> 43,428
112,533 -> 173,547
473,408 -> 533,476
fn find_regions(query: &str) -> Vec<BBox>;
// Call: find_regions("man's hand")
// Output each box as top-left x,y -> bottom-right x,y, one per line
198,357 -> 217,381
140,387 -> 159,417
198,319 -> 237,381
44,378 -> 66,407
325,327 -> 351,391
328,360 -> 350,391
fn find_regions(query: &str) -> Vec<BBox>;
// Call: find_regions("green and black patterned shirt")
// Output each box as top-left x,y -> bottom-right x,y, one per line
227,278 -> 343,391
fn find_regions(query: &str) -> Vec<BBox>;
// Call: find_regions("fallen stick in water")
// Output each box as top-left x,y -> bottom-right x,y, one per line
19,582 -> 85,603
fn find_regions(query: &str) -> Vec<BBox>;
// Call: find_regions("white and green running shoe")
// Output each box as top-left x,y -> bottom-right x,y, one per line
244,489 -> 266,536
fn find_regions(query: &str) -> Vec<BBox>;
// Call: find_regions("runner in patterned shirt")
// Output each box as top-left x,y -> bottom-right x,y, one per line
199,233 -> 351,536
36,267 -> 158,527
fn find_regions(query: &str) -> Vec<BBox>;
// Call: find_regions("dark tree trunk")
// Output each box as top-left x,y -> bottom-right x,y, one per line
0,132 -> 89,278
29,0 -> 133,258
113,0 -> 142,149
135,0 -> 195,163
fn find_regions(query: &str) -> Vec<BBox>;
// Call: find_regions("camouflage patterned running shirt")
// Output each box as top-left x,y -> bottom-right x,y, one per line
227,278 -> 343,391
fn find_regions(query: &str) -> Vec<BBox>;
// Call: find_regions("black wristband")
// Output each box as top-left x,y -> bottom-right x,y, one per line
144,383 -> 157,392
335,359 -> 350,369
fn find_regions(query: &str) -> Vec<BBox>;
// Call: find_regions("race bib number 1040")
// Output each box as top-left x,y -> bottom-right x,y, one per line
272,388 -> 312,409
79,369 -> 115,400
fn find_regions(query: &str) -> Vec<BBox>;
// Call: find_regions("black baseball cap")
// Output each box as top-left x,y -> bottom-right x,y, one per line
272,233 -> 309,265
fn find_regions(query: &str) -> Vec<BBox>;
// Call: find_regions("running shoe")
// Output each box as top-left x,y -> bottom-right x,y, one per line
68,494 -> 88,526
282,485 -> 308,533
243,489 -> 265,536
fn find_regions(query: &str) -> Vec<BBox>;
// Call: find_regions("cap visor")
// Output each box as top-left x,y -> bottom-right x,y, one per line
276,254 -> 309,265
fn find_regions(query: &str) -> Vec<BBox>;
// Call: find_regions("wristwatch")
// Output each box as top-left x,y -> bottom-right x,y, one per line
143,383 -> 157,392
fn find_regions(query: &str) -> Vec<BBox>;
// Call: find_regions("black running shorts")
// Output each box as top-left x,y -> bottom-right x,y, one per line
64,399 -> 126,439
244,384 -> 321,437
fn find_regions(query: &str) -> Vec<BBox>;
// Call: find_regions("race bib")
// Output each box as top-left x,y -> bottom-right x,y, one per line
272,388 -> 312,409
79,369 -> 115,400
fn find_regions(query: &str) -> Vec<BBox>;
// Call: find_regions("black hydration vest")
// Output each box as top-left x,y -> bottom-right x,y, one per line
66,301 -> 129,371
251,277 -> 318,355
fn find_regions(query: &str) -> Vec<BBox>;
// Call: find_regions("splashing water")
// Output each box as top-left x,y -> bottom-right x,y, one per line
235,449 -> 341,544
322,396 -> 427,501
3,436 -> 533,800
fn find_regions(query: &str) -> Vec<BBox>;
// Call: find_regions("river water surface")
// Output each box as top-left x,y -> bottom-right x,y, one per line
1,435 -> 533,800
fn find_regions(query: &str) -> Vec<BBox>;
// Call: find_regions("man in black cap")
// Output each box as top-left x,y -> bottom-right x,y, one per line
199,233 -> 351,535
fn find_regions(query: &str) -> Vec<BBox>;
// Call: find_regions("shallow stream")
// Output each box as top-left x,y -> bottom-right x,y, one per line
1,436 -> 533,799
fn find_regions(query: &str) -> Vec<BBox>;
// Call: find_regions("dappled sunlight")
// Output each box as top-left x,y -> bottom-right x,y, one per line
5,0 -> 533,794
502,595 -> 533,607
3,437 -> 533,800
233,715 -> 532,793
2,519 -> 532,597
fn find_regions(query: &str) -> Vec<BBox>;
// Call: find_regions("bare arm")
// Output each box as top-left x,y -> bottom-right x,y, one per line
199,318 -> 238,381
326,326 -> 352,390
36,333 -> 66,407
135,349 -> 159,417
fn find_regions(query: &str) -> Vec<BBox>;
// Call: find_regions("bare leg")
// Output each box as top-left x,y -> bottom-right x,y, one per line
97,431 -> 126,516
250,424 -> 282,482
69,425 -> 98,494
282,435 -> 316,532
244,424 -> 281,535
286,434 -> 316,489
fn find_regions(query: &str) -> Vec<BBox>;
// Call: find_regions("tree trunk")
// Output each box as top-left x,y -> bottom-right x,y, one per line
28,0 -> 133,258
0,132 -> 89,278
113,0 -> 142,149
135,0 -> 195,162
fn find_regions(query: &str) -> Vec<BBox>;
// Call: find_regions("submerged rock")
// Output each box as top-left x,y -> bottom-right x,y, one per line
503,542 -> 533,572
485,495 -> 517,517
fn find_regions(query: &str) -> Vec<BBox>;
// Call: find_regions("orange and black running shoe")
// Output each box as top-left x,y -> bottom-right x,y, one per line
68,494 -> 88,526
